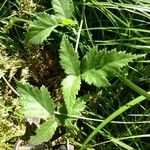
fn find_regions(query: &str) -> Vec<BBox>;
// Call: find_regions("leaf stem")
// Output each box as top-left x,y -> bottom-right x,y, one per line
75,1 -> 85,52
54,111 -> 150,124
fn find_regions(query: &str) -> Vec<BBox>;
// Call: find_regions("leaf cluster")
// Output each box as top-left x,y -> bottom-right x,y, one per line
0,0 -> 149,149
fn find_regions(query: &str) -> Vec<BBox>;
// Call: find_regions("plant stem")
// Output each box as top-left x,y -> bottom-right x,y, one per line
75,1 -> 85,52
2,75 -> 19,96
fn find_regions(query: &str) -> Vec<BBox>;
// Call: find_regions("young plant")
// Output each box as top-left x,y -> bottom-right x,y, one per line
15,0 -> 148,148
1,0 -> 150,149
17,34 -> 144,145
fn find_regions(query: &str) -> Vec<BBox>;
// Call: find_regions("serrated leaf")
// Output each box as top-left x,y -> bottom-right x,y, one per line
82,69 -> 110,87
59,35 -> 80,75
61,75 -> 81,115
25,13 -> 58,44
17,82 -> 54,119
58,99 -> 86,127
30,118 -> 58,145
71,99 -> 86,116
57,105 -> 73,127
82,47 -> 98,71
52,0 -> 74,19
82,48 -> 144,87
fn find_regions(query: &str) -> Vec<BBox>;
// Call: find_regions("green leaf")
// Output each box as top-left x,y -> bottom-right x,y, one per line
25,13 -> 58,44
57,105 -> 73,127
71,98 -> 86,116
52,0 -> 74,19
82,48 -> 144,87
60,18 -> 77,26
58,99 -> 86,127
30,118 -> 58,145
82,69 -> 110,87
61,75 -> 81,115
59,35 -> 80,76
17,82 -> 54,119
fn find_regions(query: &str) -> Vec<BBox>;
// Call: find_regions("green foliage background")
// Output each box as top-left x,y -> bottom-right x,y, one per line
0,0 -> 150,150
